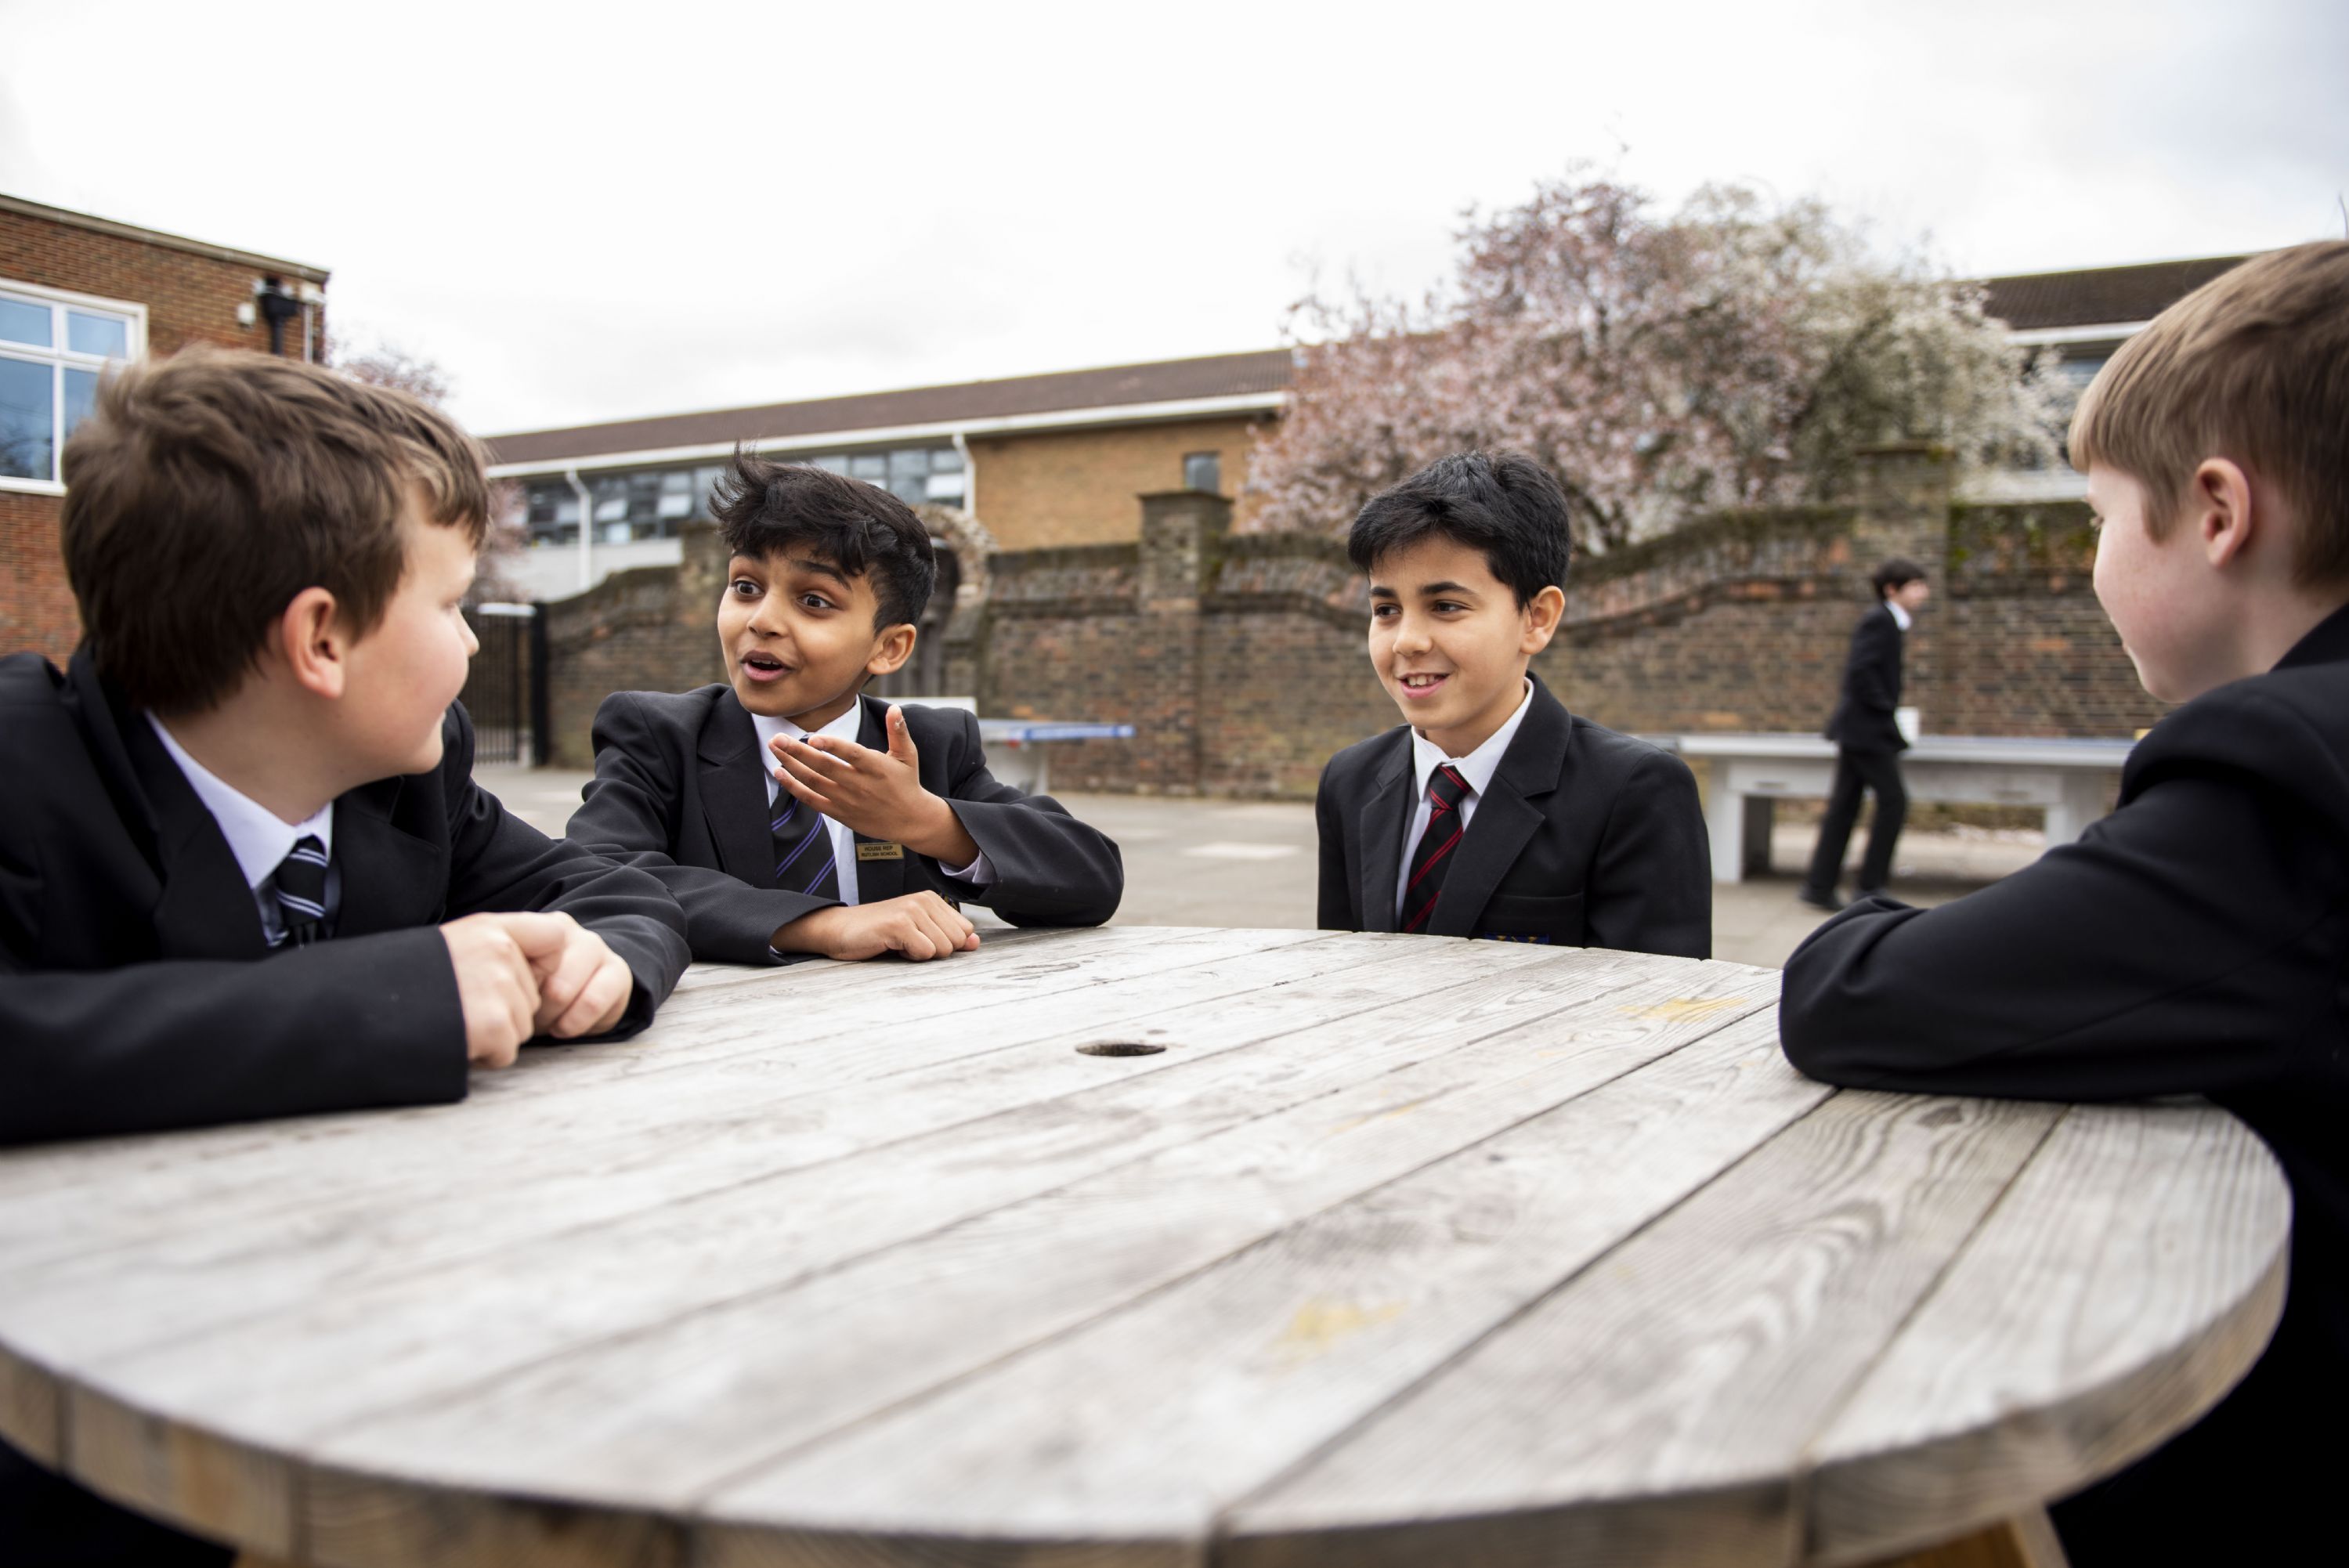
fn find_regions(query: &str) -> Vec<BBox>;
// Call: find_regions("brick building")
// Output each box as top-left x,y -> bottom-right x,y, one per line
532,446 -> 2152,797
486,349 -> 1290,602
482,257 -> 2245,605
0,194 -> 328,661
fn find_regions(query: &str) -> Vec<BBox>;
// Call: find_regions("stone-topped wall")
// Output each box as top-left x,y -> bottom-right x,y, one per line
532,449 -> 2163,791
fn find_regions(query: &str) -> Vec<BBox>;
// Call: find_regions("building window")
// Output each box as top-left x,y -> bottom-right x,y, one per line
520,462 -> 733,549
515,446 -> 957,548
0,281 -> 143,489
800,445 -> 962,508
1184,451 -> 1221,493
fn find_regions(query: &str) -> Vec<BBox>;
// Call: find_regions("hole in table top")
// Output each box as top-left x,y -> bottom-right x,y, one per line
1076,1040 -> 1167,1057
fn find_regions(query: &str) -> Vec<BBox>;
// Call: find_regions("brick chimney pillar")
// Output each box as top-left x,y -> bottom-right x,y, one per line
1134,490 -> 1231,793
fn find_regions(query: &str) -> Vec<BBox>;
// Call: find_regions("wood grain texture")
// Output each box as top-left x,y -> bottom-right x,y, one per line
700,1012 -> 1818,1546
1221,1089 -> 2066,1568
0,1345 -> 60,1465
305,956 -> 1780,1552
0,930 -> 2286,1568
1852,1509 -> 2070,1568
27,938 -> 1622,1541
0,930 -> 1365,1364
1799,1105 -> 2287,1565
0,928 -> 1317,1274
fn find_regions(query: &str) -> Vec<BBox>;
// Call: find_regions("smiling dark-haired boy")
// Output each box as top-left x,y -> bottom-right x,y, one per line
1316,452 -> 1710,957
568,453 -> 1122,962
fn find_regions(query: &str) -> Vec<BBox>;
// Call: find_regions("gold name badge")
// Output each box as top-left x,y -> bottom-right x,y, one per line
855,841 -> 905,862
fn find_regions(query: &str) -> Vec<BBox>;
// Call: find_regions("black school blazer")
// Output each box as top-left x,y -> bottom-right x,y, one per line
569,685 -> 1123,964
1780,605 -> 2349,1563
1823,602 -> 1906,753
0,651 -> 691,1146
1314,675 -> 1711,959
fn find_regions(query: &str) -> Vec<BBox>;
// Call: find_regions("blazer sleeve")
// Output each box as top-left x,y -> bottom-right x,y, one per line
0,743 -> 470,1143
0,930 -> 471,1147
933,709 -> 1123,927
439,703 -> 690,1032
566,692 -> 835,965
1780,697 -> 2347,1102
1584,747 -> 1711,959
1316,762 -> 1357,931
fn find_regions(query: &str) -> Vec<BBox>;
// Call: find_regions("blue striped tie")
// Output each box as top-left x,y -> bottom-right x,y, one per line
771,798 -> 840,901
273,834 -> 330,948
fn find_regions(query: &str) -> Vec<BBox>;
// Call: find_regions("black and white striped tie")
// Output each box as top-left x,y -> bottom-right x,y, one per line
272,834 -> 329,948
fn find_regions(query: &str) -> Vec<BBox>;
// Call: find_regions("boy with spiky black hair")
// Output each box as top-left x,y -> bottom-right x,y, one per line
1316,451 -> 1710,957
569,453 -> 1122,963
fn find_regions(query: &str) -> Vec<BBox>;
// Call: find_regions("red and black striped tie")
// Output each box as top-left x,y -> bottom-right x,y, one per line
1400,764 -> 1470,934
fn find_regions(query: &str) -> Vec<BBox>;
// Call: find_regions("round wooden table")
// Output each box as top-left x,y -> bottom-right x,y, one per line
0,927 -> 2288,1568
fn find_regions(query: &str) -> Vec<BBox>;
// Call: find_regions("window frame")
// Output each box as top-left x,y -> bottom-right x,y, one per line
0,277 -> 147,496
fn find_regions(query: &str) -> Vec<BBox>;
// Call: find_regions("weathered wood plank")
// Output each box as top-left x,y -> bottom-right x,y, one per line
67,1382 -> 295,1559
1848,1511 -> 2070,1568
0,930 -> 1367,1350
0,1344 -> 60,1465
1220,1089 -> 2065,1568
0,934 -> 2286,1568
47,943 -> 1694,1540
305,1465 -> 685,1568
1798,1104 -> 2288,1566
298,960 -> 1780,1554
0,928 -> 1322,1238
692,1011 -> 1824,1548
0,926 -> 1206,1208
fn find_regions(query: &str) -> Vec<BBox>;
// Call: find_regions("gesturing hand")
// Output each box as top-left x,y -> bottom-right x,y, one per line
770,706 -> 979,865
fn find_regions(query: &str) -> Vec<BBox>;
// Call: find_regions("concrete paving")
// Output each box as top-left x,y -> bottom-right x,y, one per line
477,764 -> 2039,970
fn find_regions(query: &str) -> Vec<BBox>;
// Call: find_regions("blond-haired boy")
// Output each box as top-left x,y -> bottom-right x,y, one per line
1779,243 -> 2349,1563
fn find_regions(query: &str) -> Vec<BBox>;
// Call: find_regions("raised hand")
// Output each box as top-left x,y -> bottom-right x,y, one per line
770,706 -> 980,865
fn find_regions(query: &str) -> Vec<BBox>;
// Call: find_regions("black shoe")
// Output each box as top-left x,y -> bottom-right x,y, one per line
1852,885 -> 1890,902
1796,886 -> 1844,913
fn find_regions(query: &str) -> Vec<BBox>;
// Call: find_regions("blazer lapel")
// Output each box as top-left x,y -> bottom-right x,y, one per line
329,782 -> 449,938
697,690 -> 779,884
848,695 -> 910,901
1355,733 -> 1415,934
113,694 -> 273,962
1426,680 -> 1568,939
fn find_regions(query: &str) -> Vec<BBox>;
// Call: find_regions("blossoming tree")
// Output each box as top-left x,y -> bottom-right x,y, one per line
1245,172 -> 2059,549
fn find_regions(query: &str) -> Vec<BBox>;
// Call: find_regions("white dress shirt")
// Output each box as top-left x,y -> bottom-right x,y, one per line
147,714 -> 338,944
752,704 -> 992,905
1888,600 -> 1913,632
1395,678 -> 1536,920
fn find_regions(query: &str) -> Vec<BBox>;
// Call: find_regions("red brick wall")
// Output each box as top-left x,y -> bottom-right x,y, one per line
531,456 -> 2164,793
0,205 -> 323,662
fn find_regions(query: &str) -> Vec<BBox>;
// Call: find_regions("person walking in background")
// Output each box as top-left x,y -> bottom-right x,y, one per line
1799,559 -> 1929,911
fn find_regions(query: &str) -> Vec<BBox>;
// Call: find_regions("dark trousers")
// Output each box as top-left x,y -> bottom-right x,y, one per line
1,1435 -> 230,1567
1803,746 -> 1907,895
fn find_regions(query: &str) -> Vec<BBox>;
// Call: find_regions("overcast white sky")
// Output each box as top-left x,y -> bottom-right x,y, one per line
3,0 -> 2343,435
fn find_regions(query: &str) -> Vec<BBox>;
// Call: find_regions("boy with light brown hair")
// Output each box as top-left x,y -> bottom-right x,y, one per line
1,347 -> 692,1559
1780,242 -> 2349,1563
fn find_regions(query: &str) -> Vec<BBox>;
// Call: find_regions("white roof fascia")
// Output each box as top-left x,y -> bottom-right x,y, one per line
487,389 -> 1288,479
2004,321 -> 2150,347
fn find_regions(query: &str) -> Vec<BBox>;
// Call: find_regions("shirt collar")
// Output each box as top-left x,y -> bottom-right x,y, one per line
145,714 -> 334,891
1887,601 -> 1913,632
1409,678 -> 1534,802
751,699 -> 866,768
